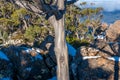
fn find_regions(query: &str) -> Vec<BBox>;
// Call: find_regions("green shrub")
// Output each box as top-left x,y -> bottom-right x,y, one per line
66,37 -> 90,49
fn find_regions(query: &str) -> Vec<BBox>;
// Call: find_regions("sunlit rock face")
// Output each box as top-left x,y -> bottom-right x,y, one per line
106,20 -> 120,41
1,35 -> 120,80
72,46 -> 120,80
101,22 -> 108,31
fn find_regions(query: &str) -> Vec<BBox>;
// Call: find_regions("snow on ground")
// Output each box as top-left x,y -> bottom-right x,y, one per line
20,47 -> 43,60
82,56 -> 120,62
24,48 -> 32,53
67,43 -> 76,56
20,45 -> 120,62
107,56 -> 120,62
0,51 -> 9,61
83,56 -> 101,60
66,43 -> 120,62
21,43 -> 77,58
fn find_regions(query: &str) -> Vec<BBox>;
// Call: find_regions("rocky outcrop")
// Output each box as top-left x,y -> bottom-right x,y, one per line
106,20 -> 120,41
0,45 -> 57,80
71,46 -> 120,80
0,35 -> 74,80
1,35 -> 120,80
101,22 -> 108,31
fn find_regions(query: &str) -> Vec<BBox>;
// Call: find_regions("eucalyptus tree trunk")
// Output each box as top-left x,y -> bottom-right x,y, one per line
49,16 -> 69,80
48,0 -> 69,80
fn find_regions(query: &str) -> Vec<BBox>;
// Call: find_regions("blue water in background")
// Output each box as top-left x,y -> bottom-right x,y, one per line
102,11 -> 120,24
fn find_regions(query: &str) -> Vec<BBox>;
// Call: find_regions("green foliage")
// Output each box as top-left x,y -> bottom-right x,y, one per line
0,0 -> 102,46
0,29 -> 8,42
2,31 -> 8,40
11,8 -> 28,26
66,37 -> 90,49
24,26 -> 48,42
0,1 -> 15,17
0,18 -> 13,27
0,1 -> 54,45
24,26 -> 37,42
11,31 -> 24,40
65,2 -> 103,44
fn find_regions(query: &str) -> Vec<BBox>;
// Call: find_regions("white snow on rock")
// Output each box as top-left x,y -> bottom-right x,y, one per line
67,43 -> 76,56
83,56 -> 101,60
107,56 -> 120,62
36,49 -> 41,53
82,56 -> 120,62
20,47 -> 32,53
0,51 -> 9,61
25,48 -> 32,53
48,76 -> 57,80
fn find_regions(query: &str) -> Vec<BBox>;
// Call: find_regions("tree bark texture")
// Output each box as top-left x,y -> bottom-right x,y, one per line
48,3 -> 69,80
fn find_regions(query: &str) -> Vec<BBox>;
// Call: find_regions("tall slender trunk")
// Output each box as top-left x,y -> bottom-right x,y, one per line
54,16 -> 69,80
48,0 -> 69,80
48,10 -> 69,80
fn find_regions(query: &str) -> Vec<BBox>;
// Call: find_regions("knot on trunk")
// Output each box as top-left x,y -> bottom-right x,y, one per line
60,56 -> 65,63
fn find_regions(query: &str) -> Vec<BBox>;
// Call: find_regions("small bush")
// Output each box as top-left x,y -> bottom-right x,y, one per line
66,37 -> 90,49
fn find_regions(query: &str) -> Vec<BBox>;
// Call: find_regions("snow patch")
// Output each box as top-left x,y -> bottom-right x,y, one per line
25,49 -> 32,53
0,51 -> 9,61
83,56 -> 101,60
20,47 -> 32,53
36,49 -> 41,53
107,56 -> 120,62
82,56 -> 120,62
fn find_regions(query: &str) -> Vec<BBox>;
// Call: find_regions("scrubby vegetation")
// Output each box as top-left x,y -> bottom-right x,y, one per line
0,0 -> 103,48
0,0 -> 54,46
